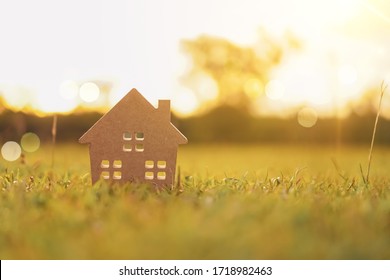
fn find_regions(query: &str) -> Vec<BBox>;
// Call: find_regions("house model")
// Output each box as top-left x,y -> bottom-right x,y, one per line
79,88 -> 187,186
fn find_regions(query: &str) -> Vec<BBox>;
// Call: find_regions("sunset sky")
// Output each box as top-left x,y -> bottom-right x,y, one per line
0,0 -> 389,117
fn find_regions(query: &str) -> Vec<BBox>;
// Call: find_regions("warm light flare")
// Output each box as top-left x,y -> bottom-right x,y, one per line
172,87 -> 199,116
21,132 -> 40,153
79,82 -> 100,103
60,80 -> 79,100
338,65 -> 358,86
34,92 -> 79,114
0,80 -> 107,116
244,78 -> 264,98
265,79 -> 285,101
298,107 -> 318,128
1,141 -> 21,162
188,74 -> 219,103
1,86 -> 33,109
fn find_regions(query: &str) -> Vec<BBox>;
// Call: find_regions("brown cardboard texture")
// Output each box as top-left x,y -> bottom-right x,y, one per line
79,88 -> 188,186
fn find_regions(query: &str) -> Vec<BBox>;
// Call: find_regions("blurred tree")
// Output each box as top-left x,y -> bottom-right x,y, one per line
181,32 -> 297,112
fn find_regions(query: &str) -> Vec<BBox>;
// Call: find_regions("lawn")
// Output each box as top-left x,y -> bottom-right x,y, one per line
0,143 -> 390,259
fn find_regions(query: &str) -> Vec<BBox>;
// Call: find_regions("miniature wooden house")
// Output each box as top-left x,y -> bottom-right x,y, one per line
79,88 -> 187,186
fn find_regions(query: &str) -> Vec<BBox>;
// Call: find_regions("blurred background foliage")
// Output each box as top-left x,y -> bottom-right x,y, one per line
1,102 -> 389,145
0,33 -> 389,145
181,33 -> 284,111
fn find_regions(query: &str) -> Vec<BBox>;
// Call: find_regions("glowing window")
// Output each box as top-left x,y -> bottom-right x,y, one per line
113,171 -> 122,180
113,160 -> 122,168
157,160 -> 166,169
101,171 -> 110,180
101,160 -> 109,168
145,171 -> 154,180
145,160 -> 154,169
157,171 -> 166,180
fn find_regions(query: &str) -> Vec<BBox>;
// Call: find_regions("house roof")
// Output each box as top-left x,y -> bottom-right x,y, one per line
79,88 -> 187,145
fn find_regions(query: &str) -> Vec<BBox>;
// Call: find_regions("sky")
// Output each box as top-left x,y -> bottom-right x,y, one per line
0,0 -> 390,117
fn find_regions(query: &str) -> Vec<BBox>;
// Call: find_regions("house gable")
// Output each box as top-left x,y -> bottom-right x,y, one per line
79,88 -> 187,146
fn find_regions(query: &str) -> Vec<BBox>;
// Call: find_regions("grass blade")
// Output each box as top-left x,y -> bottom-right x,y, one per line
366,82 -> 387,185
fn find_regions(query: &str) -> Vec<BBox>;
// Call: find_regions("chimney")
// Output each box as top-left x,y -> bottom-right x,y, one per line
158,100 -> 171,121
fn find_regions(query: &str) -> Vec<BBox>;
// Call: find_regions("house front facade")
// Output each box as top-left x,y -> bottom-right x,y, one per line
79,88 -> 187,186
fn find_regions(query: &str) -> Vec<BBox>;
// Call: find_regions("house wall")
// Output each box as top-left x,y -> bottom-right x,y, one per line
88,130 -> 180,187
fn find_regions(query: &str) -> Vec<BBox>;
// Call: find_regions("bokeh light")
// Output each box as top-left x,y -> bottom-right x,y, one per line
1,141 -> 22,162
60,80 -> 79,100
79,82 -> 100,103
297,107 -> 318,128
21,132 -> 41,153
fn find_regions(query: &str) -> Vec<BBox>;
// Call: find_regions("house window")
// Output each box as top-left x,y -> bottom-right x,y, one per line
123,144 -> 132,152
135,132 -> 144,140
113,160 -> 122,168
145,171 -> 154,180
101,171 -> 110,180
101,160 -> 110,168
122,132 -> 144,152
123,132 -> 132,140
144,159 -> 167,181
113,171 -> 122,180
135,143 -> 144,152
100,159 -> 122,180
145,160 -> 154,169
157,160 -> 166,169
157,171 -> 166,180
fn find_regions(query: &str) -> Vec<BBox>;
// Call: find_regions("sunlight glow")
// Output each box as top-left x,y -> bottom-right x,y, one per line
21,132 -> 41,153
0,0 -> 389,118
297,107 -> 318,128
338,65 -> 358,86
195,75 -> 219,102
385,72 -> 390,85
176,52 -> 193,75
244,78 -> 264,98
1,141 -> 21,162
59,80 -> 79,100
2,86 -> 33,109
35,92 -> 79,114
364,0 -> 390,24
80,82 -> 100,103
172,88 -> 199,116
335,0 -> 364,19
265,79 -> 285,101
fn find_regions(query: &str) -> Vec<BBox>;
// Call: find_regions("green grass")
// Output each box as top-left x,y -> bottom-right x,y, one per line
0,143 -> 390,259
